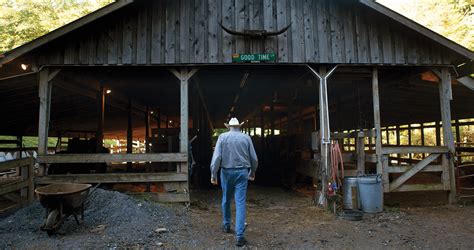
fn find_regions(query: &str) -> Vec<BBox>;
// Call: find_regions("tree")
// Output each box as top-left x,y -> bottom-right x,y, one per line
0,0 -> 112,54
377,0 -> 474,51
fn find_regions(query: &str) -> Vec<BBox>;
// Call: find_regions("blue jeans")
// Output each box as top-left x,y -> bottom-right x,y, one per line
220,168 -> 248,238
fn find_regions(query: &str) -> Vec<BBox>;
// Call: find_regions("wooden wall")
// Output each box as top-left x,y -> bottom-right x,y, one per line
35,0 -> 460,66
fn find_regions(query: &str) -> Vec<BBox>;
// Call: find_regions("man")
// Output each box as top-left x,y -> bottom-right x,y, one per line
210,117 -> 258,247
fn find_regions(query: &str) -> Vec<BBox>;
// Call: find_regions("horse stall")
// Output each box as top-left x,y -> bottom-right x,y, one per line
0,0 -> 473,211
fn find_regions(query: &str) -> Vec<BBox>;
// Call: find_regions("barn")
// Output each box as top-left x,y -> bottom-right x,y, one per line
0,0 -> 473,207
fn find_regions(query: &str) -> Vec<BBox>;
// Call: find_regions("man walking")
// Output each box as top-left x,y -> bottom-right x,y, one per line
210,117 -> 258,247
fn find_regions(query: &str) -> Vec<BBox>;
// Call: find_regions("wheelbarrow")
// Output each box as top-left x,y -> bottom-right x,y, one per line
35,183 -> 98,235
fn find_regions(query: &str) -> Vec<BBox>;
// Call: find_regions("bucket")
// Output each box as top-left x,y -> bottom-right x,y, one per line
342,177 -> 359,210
357,175 -> 383,213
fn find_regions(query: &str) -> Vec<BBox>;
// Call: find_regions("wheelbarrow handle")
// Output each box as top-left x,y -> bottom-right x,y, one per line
90,183 -> 101,194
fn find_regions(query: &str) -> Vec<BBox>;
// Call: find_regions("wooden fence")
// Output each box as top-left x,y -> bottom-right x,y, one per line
35,153 -> 190,202
381,146 -> 451,192
0,158 -> 35,214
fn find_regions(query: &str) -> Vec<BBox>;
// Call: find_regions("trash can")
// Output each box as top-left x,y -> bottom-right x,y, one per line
342,177 -> 359,210
357,175 -> 383,213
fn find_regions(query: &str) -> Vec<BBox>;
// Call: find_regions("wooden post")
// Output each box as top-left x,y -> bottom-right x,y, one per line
439,67 -> 456,204
145,107 -> 151,153
126,97 -> 133,172
179,74 -> 189,174
260,111 -> 265,158
408,124 -> 412,161
372,67 -> 383,176
455,120 -> 461,144
270,102 -> 275,137
396,125 -> 400,164
17,135 -> 22,159
38,69 -> 51,155
356,132 -> 365,175
436,121 -> 441,146
169,67 -> 199,197
145,106 -> 151,192
96,85 -> 105,152
38,68 -> 52,175
421,123 -> 426,158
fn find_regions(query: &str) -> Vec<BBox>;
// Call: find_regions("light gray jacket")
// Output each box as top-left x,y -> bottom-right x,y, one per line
210,128 -> 258,180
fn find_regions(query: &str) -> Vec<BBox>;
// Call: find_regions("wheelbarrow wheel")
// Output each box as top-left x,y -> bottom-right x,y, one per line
44,209 -> 61,235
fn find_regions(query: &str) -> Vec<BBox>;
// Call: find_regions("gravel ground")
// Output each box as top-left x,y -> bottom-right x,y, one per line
0,188 -> 191,249
1,186 -> 474,249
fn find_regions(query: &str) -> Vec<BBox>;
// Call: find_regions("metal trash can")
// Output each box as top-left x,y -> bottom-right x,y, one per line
357,174 -> 383,213
342,177 -> 359,210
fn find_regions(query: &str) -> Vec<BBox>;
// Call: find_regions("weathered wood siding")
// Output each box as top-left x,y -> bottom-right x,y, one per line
36,0 -> 458,65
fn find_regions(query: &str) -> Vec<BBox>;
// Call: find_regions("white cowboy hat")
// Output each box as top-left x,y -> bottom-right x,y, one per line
224,117 -> 245,128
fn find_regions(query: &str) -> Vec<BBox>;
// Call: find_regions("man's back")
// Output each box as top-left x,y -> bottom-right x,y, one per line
218,131 -> 253,168
210,128 -> 258,179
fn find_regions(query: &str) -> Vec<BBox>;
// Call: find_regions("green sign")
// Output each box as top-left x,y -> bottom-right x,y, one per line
232,53 -> 276,63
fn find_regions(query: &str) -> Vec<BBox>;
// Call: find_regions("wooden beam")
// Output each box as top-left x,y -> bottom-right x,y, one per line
48,69 -> 61,81
35,172 -> 187,184
37,153 -> 187,163
391,183 -> 444,192
457,76 -> 474,91
439,67 -> 457,203
96,85 -> 105,151
356,134 -> 365,174
0,180 -> 28,196
390,153 -> 441,191
38,68 -> 51,157
382,146 -> 448,154
388,165 -> 443,173
372,67 -> 383,175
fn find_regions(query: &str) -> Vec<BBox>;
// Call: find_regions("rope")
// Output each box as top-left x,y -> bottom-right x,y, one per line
330,141 -> 345,187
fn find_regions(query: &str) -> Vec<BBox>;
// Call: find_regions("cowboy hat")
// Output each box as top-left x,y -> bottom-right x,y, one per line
224,117 -> 245,128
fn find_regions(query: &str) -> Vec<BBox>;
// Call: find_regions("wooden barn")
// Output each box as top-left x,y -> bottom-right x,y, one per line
0,0 -> 473,207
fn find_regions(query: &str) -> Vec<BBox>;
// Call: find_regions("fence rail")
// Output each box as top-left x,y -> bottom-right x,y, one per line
0,158 -> 35,214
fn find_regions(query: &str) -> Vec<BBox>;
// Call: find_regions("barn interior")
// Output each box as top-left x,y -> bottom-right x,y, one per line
1,64 -> 474,201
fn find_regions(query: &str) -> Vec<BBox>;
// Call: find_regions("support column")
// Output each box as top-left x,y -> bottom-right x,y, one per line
436,121 -> 441,146
145,107 -> 151,153
96,85 -> 105,152
126,97 -> 133,172
169,67 -> 199,196
356,132 -> 365,175
260,111 -> 265,160
455,120 -> 461,144
372,67 -> 385,192
408,124 -> 412,162
307,65 -> 338,208
38,68 -> 52,157
396,125 -> 401,164
17,135 -> 23,159
439,67 -> 456,204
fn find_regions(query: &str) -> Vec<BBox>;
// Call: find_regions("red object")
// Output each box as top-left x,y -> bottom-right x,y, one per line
327,182 -> 335,196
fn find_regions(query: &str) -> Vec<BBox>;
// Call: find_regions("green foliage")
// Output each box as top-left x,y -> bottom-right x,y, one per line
0,135 -> 57,148
0,0 -> 112,54
378,0 -> 474,50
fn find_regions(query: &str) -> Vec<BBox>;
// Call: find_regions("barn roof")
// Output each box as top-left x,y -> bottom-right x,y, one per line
0,0 -> 472,67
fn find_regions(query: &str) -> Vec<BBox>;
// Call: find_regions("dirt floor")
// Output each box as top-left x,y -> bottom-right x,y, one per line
188,186 -> 474,249
1,186 -> 474,248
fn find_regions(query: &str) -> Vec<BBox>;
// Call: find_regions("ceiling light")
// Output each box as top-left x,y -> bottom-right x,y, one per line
106,89 -> 112,94
20,64 -> 28,70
